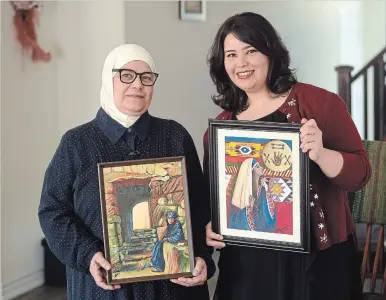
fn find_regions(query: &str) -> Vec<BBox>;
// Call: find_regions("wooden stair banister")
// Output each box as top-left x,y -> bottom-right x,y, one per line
351,47 -> 386,82
335,46 -> 386,140
336,65 -> 354,113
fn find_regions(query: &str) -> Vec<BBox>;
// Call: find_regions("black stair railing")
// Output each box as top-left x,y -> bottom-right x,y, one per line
335,46 -> 386,140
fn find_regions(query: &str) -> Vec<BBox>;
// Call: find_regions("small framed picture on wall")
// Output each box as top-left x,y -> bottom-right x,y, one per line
179,0 -> 206,22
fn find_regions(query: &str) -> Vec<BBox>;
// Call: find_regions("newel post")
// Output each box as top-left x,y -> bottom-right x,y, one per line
335,66 -> 354,114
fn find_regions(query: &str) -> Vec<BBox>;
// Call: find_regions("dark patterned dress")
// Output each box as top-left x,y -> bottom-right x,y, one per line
38,108 -> 215,300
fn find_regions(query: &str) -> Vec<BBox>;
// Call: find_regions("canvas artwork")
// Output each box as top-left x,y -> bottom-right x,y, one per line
209,119 -> 310,253
225,137 -> 294,235
98,157 -> 195,284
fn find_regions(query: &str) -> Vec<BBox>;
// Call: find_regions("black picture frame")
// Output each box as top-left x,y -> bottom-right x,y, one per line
209,119 -> 310,253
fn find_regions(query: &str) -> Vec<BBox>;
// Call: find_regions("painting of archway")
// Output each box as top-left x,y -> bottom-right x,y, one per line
98,157 -> 195,284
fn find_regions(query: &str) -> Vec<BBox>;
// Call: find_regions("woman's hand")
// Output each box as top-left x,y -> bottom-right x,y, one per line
170,257 -> 207,287
206,222 -> 225,249
300,118 -> 344,178
89,252 -> 121,290
300,118 -> 324,162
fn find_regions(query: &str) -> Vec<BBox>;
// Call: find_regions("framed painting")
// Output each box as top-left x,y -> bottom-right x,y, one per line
98,156 -> 195,284
209,119 -> 310,253
179,0 -> 206,22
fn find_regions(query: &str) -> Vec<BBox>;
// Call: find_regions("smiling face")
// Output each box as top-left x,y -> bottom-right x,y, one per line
223,33 -> 269,94
112,60 -> 154,116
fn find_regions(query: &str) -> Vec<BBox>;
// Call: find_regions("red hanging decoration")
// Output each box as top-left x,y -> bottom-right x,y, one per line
10,1 -> 51,62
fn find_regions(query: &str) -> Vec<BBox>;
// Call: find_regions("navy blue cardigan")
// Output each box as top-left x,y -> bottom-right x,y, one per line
38,108 -> 215,300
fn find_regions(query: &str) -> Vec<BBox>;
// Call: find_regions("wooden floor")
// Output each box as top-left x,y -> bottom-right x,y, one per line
11,286 -> 67,300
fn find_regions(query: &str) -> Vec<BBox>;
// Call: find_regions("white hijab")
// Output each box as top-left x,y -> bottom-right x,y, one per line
100,44 -> 156,128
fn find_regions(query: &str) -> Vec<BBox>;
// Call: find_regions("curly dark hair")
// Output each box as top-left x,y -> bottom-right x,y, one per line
207,12 -> 297,113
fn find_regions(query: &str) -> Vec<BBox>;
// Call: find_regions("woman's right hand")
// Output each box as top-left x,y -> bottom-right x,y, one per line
205,222 -> 226,249
90,252 -> 121,290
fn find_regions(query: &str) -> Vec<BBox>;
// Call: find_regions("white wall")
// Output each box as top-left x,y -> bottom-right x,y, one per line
56,0 -> 126,136
1,2 -> 59,299
0,2 -> 3,299
124,0 -> 346,160
124,0 -> 386,155
361,0 -> 386,140
362,0 -> 386,64
339,2 -> 365,138
1,1 -> 125,299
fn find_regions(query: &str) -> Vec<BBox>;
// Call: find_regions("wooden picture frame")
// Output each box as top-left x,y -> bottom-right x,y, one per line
179,0 -> 206,22
209,119 -> 310,253
98,156 -> 195,284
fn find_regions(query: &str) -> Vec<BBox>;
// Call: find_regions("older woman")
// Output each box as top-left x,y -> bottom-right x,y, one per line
204,12 -> 371,300
38,44 -> 214,300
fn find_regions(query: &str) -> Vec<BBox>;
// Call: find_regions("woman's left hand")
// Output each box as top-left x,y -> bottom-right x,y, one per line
300,118 -> 324,162
170,257 -> 207,287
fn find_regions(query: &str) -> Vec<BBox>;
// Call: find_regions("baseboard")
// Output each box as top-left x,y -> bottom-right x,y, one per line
2,270 -> 44,300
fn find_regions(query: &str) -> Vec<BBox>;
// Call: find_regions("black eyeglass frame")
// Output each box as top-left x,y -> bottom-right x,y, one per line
112,68 -> 159,86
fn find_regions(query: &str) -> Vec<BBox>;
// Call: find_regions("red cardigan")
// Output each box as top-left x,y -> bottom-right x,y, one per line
203,82 -> 371,251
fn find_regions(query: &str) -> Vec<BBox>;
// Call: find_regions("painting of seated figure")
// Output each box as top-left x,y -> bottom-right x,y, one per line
98,157 -> 194,284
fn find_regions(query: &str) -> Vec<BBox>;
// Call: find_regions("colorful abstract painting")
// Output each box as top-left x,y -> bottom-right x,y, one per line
98,157 -> 194,284
214,126 -> 305,248
224,137 -> 294,236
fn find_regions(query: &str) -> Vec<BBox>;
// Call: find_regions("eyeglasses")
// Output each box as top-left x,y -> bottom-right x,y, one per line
112,68 -> 159,86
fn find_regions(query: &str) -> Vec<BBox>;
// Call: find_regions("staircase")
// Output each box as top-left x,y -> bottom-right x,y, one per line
127,228 -> 158,255
336,47 -> 386,298
335,46 -> 386,141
